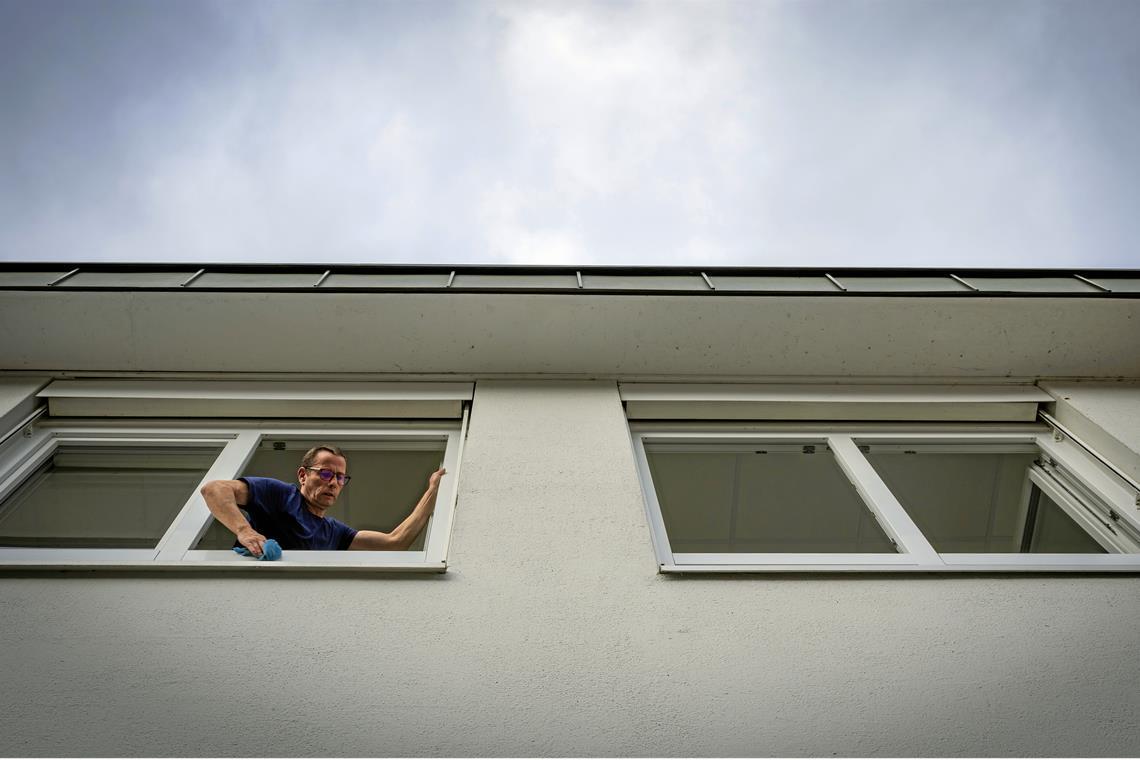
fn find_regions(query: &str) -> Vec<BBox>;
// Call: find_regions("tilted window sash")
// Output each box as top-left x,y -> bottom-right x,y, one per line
0,419 -> 466,572
632,427 -> 1140,573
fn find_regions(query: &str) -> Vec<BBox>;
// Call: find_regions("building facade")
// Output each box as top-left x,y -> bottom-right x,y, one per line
1,265 -> 1138,756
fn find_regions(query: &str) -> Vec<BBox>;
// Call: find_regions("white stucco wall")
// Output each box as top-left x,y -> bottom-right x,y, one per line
1,381 -> 1138,756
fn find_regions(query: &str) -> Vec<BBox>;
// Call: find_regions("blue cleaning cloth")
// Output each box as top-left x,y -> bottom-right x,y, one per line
233,538 -> 283,561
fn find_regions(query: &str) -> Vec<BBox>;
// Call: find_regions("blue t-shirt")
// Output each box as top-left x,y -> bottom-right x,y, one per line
239,477 -> 358,551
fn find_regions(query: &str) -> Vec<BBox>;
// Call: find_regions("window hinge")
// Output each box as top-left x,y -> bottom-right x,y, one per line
802,445 -> 815,454
272,441 -> 286,451
0,406 -> 46,448
1076,501 -> 1118,536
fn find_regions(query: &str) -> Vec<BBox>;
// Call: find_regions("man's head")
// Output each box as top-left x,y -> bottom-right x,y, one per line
297,445 -> 349,511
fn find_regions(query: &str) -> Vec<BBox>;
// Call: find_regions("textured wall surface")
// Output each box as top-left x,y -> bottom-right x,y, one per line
3,291 -> 1140,378
1,381 -> 1139,756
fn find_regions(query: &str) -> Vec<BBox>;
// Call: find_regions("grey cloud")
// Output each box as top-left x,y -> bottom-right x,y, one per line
0,0 -> 1137,267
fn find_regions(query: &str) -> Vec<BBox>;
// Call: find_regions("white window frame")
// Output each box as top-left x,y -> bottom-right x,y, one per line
0,416 -> 467,572
631,425 -> 1140,573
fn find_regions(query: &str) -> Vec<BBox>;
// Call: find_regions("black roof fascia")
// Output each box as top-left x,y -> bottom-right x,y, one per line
1,262 -> 1137,297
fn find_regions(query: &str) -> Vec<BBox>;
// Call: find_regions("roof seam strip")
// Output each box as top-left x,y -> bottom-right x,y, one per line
1073,274 -> 1111,292
950,274 -> 979,291
47,268 -> 80,287
180,269 -> 206,287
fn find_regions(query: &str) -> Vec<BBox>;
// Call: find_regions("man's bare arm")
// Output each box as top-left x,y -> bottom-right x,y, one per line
349,468 -> 446,551
200,479 -> 267,556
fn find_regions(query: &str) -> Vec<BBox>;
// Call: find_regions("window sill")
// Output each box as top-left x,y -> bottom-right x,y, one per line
0,548 -> 446,572
0,554 -> 447,573
661,554 -> 1140,573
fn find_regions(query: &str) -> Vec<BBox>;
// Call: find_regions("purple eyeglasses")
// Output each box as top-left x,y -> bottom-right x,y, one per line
303,467 -> 351,486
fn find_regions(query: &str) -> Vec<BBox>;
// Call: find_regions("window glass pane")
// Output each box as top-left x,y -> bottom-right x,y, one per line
645,452 -> 736,550
646,447 -> 895,553
865,446 -> 1109,553
196,440 -> 445,550
0,445 -> 221,548
1028,492 -> 1107,554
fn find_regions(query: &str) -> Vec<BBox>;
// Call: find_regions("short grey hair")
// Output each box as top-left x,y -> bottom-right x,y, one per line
300,444 -> 347,468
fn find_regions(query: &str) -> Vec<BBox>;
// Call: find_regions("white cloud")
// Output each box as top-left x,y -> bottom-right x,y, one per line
1,0 -> 1138,267
469,1 -> 762,264
477,181 -> 589,265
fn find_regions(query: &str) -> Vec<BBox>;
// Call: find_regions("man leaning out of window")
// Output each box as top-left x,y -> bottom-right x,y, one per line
201,444 -> 445,556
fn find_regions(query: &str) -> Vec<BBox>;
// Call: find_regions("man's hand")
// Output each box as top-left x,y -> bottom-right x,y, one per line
428,467 -> 446,491
200,479 -> 262,552
236,525 -> 268,557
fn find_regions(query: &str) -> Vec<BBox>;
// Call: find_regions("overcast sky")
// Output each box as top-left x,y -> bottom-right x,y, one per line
1,0 -> 1138,268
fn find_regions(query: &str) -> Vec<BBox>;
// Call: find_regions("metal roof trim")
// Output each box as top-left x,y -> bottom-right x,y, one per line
1,264 -> 1138,297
